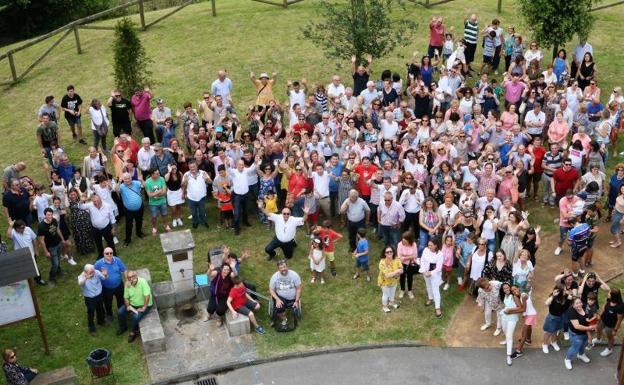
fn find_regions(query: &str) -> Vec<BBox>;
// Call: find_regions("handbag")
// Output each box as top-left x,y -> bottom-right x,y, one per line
95,109 -> 109,137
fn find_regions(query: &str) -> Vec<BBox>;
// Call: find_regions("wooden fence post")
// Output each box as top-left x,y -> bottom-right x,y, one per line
7,52 -> 17,83
283,0 -> 288,8
497,0 -> 502,14
211,0 -> 216,16
73,25 -> 82,54
138,0 -> 147,30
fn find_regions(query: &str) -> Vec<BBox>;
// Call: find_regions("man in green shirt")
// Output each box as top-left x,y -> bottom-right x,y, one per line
145,168 -> 170,235
117,270 -> 153,342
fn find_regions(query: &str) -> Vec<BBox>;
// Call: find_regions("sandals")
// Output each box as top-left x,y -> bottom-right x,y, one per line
425,300 -> 433,307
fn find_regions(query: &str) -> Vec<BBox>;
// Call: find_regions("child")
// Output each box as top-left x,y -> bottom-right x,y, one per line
303,188 -> 319,234
583,204 -> 600,267
491,79 -> 503,99
51,196 -> 76,266
216,185 -> 234,229
513,290 -> 538,358
585,292 -> 599,349
443,33 -> 454,62
316,220 -> 343,277
226,276 -> 265,334
457,232 -> 477,290
441,234 -> 455,291
352,228 -> 371,282
309,238 -> 326,284
32,184 -> 52,222
479,30 -> 497,75
264,190 -> 278,227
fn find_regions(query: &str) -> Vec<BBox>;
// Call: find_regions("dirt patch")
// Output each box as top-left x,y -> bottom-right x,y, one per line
444,227 -> 623,347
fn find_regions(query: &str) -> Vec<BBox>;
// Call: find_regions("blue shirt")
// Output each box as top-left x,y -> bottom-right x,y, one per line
568,223 -> 591,251
56,163 -> 75,185
499,142 -> 513,166
94,256 -> 127,289
119,180 -> 143,211
78,270 -> 105,298
356,238 -> 369,263
329,162 -> 343,192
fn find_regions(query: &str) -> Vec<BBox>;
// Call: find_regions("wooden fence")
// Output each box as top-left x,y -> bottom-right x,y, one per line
0,0 -> 197,86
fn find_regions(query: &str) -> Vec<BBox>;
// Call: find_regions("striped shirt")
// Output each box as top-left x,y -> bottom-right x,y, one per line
543,152 -> 563,177
463,20 -> 479,44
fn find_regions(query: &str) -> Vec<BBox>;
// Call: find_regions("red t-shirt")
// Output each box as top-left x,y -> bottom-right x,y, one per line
228,285 -> 247,310
292,123 -> 313,137
531,146 -> 546,174
553,167 -> 579,196
319,228 -> 341,252
288,174 -> 309,197
354,164 -> 378,197
429,22 -> 445,46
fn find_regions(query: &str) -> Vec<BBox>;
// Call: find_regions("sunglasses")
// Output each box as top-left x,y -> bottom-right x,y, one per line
104,252 -> 113,255
385,250 -> 394,254
282,212 -> 291,215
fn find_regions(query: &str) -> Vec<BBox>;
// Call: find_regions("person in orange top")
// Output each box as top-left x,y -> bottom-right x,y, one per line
250,71 -> 277,121
315,220 -> 343,277
548,111 -> 570,149
353,156 -> 378,202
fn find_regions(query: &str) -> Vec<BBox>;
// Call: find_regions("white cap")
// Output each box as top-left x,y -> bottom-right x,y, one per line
259,73 -> 269,79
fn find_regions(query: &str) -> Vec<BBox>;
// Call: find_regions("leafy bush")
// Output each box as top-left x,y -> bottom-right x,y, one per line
112,17 -> 152,96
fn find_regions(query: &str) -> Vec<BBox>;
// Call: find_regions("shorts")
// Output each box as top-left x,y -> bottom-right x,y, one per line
235,300 -> 258,316
524,314 -> 537,326
543,313 -> 564,334
149,203 -> 168,217
482,55 -> 494,64
65,115 -> 82,127
571,246 -> 587,262
355,260 -> 369,271
221,210 -> 233,220
325,251 -> 335,262
559,226 -> 569,243
274,296 -> 296,315
443,264 -> 453,272
611,210 -> 624,235
307,210 -> 319,224
599,320 -> 616,337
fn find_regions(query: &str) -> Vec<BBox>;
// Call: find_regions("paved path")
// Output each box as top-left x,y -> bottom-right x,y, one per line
211,346 -> 619,385
445,227 -> 624,347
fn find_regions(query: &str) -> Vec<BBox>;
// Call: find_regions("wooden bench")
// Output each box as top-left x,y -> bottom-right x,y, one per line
136,268 -> 166,353
30,367 -> 77,385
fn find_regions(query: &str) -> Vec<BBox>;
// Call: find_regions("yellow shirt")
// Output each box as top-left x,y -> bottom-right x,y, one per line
377,258 -> 402,287
265,197 -> 278,213
253,79 -> 275,106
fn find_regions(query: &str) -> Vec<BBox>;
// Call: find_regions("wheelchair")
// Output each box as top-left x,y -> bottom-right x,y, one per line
268,296 -> 302,332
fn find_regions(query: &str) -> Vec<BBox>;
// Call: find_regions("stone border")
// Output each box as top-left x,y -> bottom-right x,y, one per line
147,342 -> 425,385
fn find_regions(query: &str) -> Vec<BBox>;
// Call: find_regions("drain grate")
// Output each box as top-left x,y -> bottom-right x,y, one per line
196,377 -> 218,385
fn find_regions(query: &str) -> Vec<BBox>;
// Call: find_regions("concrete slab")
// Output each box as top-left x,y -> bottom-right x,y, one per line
30,367 -> 77,385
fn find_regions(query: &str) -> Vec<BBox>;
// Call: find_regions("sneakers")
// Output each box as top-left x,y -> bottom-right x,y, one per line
550,341 -> 561,351
443,283 -> 450,291
407,291 -> 414,299
391,303 -> 399,310
366,276 -> 371,282
480,323 -> 491,331
499,340 -> 507,345
506,355 -> 512,366
331,269 -> 337,277
577,353 -> 590,363
563,332 -> 570,340
592,337 -> 604,345
493,328 -> 502,336
542,344 -> 549,354
66,256 -> 77,266
564,358 -> 572,370
352,273 -> 359,280
600,348 -> 613,357
554,247 -> 562,255
512,350 -> 523,359
113,236 -> 119,245
382,306 -> 391,313
320,278 -> 325,284
172,220 -> 178,228
310,277 -> 316,283
176,218 -> 183,226
398,290 -> 405,299
255,326 -> 266,334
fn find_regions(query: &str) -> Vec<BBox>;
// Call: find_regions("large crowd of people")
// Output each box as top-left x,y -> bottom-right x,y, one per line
3,12 -> 624,382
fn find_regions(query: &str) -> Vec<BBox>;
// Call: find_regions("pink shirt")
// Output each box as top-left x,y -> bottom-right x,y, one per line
548,121 -> 570,144
131,91 -> 152,121
397,241 -> 418,265
559,196 -> 581,227
500,112 -> 518,130
430,22 -> 445,46
503,80 -> 525,103
441,244 -> 454,267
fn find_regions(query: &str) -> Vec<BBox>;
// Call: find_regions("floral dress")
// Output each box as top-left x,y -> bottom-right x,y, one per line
500,222 -> 522,262
338,176 -> 354,207
68,200 -> 94,255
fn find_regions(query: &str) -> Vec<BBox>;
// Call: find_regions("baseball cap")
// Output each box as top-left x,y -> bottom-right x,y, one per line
215,126 -> 224,133
259,73 -> 269,79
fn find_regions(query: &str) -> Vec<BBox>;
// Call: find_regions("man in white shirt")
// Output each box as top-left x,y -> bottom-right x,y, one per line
287,79 -> 307,111
551,98 -> 574,129
151,99 -> 172,143
398,183 -> 424,235
7,219 -> 46,284
475,189 -> 502,215
79,194 -> 116,258
260,205 -> 308,260
311,164 -> 331,218
359,81 -> 379,109
327,75 -> 346,99
340,88 -> 357,113
229,159 -> 256,235
137,137 -> 155,180
182,159 -> 211,229
524,103 -> 546,137
380,111 -> 399,140
210,70 -> 233,107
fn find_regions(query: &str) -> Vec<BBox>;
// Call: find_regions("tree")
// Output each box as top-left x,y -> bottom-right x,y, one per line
517,0 -> 598,59
112,17 -> 152,96
302,0 -> 418,67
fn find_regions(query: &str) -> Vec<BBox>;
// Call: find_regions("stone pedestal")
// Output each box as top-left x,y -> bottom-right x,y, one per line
225,311 -> 250,337
160,230 -> 195,293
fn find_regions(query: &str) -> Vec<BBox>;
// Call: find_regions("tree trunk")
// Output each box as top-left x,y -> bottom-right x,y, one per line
552,44 -> 559,60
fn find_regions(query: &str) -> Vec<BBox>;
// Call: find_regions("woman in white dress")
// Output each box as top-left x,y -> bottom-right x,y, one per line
92,176 -> 118,217
88,99 -> 110,152
165,163 -> 185,227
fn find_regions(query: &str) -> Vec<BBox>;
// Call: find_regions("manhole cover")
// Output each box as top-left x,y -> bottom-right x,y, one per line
196,377 -> 217,385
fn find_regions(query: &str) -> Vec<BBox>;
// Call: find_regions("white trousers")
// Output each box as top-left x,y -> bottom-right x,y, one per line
381,285 -> 397,306
484,303 -> 502,329
501,315 -> 518,356
423,273 -> 442,309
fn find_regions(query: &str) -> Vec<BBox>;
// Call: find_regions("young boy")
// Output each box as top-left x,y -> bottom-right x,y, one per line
352,228 -> 371,282
226,276 -> 265,334
216,185 -> 234,229
316,220 -> 343,277
32,184 -> 52,222
480,30 -> 497,75
458,232 -> 477,290
583,204 -> 600,267
585,292 -> 599,349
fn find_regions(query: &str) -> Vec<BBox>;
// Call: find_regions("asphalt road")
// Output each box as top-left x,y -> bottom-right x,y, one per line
214,346 -> 619,385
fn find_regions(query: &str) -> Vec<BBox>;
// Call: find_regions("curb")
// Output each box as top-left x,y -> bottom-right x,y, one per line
148,342 -> 425,385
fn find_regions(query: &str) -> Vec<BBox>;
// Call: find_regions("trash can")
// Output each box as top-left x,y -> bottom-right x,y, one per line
86,349 -> 112,378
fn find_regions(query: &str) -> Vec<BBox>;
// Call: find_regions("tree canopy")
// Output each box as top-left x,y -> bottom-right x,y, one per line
112,18 -> 153,96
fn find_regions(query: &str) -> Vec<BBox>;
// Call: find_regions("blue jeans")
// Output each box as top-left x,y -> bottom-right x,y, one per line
418,229 -> 430,256
232,192 -> 248,230
565,332 -> 588,360
188,197 -> 206,225
292,196 -> 305,217
117,304 -> 153,333
611,210 -> 624,235
380,225 -> 400,247
486,238 -> 496,253
48,244 -> 61,282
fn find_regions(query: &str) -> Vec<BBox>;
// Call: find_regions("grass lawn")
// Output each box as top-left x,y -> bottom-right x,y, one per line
1,1 -> 624,384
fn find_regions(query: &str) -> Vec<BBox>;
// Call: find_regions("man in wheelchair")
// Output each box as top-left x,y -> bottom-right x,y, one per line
269,260 -> 302,331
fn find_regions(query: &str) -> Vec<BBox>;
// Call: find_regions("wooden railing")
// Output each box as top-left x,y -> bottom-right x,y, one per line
0,0 -> 198,86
